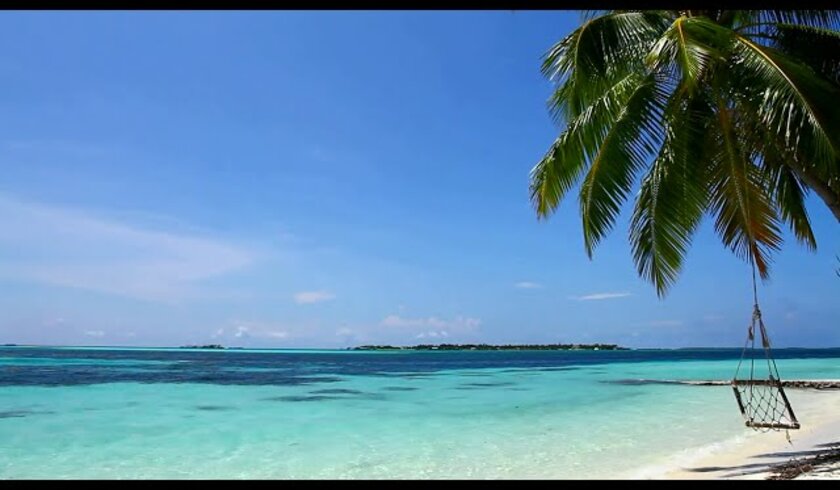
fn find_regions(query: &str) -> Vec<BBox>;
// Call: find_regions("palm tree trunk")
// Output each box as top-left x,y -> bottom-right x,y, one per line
788,164 -> 840,222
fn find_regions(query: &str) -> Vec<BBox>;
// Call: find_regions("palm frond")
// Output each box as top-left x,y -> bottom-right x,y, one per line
646,16 -> 728,92
709,100 -> 783,279
728,31 -> 840,176
532,9 -> 837,296
581,10 -> 610,22
542,11 -> 671,123
761,10 -> 840,29
735,10 -> 840,31
769,23 -> 840,83
629,92 -> 712,296
530,73 -> 647,218
741,111 -> 819,249
578,73 -> 667,256
768,160 -> 817,250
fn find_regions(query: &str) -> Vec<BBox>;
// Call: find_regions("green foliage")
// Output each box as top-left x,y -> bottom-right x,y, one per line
531,10 -> 840,297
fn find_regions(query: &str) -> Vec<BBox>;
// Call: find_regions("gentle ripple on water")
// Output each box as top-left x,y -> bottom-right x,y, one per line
1,346 -> 839,478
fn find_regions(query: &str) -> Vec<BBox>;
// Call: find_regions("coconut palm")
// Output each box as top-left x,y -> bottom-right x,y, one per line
530,10 -> 840,296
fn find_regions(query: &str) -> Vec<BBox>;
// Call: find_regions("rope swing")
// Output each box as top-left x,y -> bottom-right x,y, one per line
731,258 -> 800,433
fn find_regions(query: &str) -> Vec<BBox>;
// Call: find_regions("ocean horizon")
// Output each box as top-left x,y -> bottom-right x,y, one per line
6,343 -> 840,351
2,346 -> 839,479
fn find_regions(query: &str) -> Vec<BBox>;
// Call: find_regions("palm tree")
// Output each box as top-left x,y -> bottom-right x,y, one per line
530,10 -> 840,296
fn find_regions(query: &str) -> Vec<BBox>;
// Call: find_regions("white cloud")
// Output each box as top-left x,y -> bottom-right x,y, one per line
570,292 -> 632,301
336,327 -> 354,336
218,321 -> 295,343
293,291 -> 335,304
514,281 -> 542,289
0,194 -> 255,302
416,330 -> 449,339
84,330 -> 105,337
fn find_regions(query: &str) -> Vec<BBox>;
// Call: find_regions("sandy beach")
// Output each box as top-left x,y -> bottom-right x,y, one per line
655,387 -> 840,479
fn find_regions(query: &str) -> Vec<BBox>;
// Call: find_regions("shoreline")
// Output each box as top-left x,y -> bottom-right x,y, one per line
635,387 -> 840,479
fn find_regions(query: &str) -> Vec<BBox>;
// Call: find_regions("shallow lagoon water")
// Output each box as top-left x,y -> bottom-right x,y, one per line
1,347 -> 839,479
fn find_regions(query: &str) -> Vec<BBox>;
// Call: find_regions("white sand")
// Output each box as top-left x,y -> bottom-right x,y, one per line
658,389 -> 840,479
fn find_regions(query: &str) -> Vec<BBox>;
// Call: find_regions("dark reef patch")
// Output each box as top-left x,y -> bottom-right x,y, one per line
0,410 -> 32,418
379,373 -> 436,379
381,386 -> 418,391
195,405 -> 236,411
5,347 -> 839,389
0,409 -> 54,418
601,379 -> 686,386
309,388 -> 365,395
262,395 -> 338,402
460,381 -> 517,388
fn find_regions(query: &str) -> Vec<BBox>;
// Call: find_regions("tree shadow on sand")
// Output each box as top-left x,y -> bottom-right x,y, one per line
684,441 -> 840,479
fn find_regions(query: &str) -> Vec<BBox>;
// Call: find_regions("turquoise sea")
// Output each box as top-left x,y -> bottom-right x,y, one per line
1,346 -> 839,479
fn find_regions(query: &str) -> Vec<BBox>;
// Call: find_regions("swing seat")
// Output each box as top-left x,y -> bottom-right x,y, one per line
731,378 -> 800,431
744,421 -> 800,430
732,267 -> 800,433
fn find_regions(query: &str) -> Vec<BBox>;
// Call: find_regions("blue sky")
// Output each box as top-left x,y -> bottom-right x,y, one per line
0,10 -> 838,349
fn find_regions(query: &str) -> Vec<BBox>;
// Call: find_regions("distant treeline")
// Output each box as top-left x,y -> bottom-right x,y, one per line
351,343 -> 627,351
180,344 -> 226,349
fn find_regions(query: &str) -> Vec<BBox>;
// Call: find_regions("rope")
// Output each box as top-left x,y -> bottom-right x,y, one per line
731,255 -> 799,432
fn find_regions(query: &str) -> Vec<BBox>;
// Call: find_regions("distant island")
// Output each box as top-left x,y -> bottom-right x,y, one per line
180,344 -> 226,349
350,343 -> 628,351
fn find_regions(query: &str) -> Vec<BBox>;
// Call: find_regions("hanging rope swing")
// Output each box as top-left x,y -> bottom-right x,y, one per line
731,259 -> 800,432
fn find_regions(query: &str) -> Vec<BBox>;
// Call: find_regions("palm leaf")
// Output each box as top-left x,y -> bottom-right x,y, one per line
531,73 -> 648,218
768,160 -> 817,250
578,73 -> 667,256
769,23 -> 840,83
737,10 -> 840,30
646,16 -> 728,91
729,30 -> 840,170
629,92 -> 712,296
708,100 -> 783,279
741,113 -> 819,249
542,11 -> 670,123
532,10 -> 837,296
